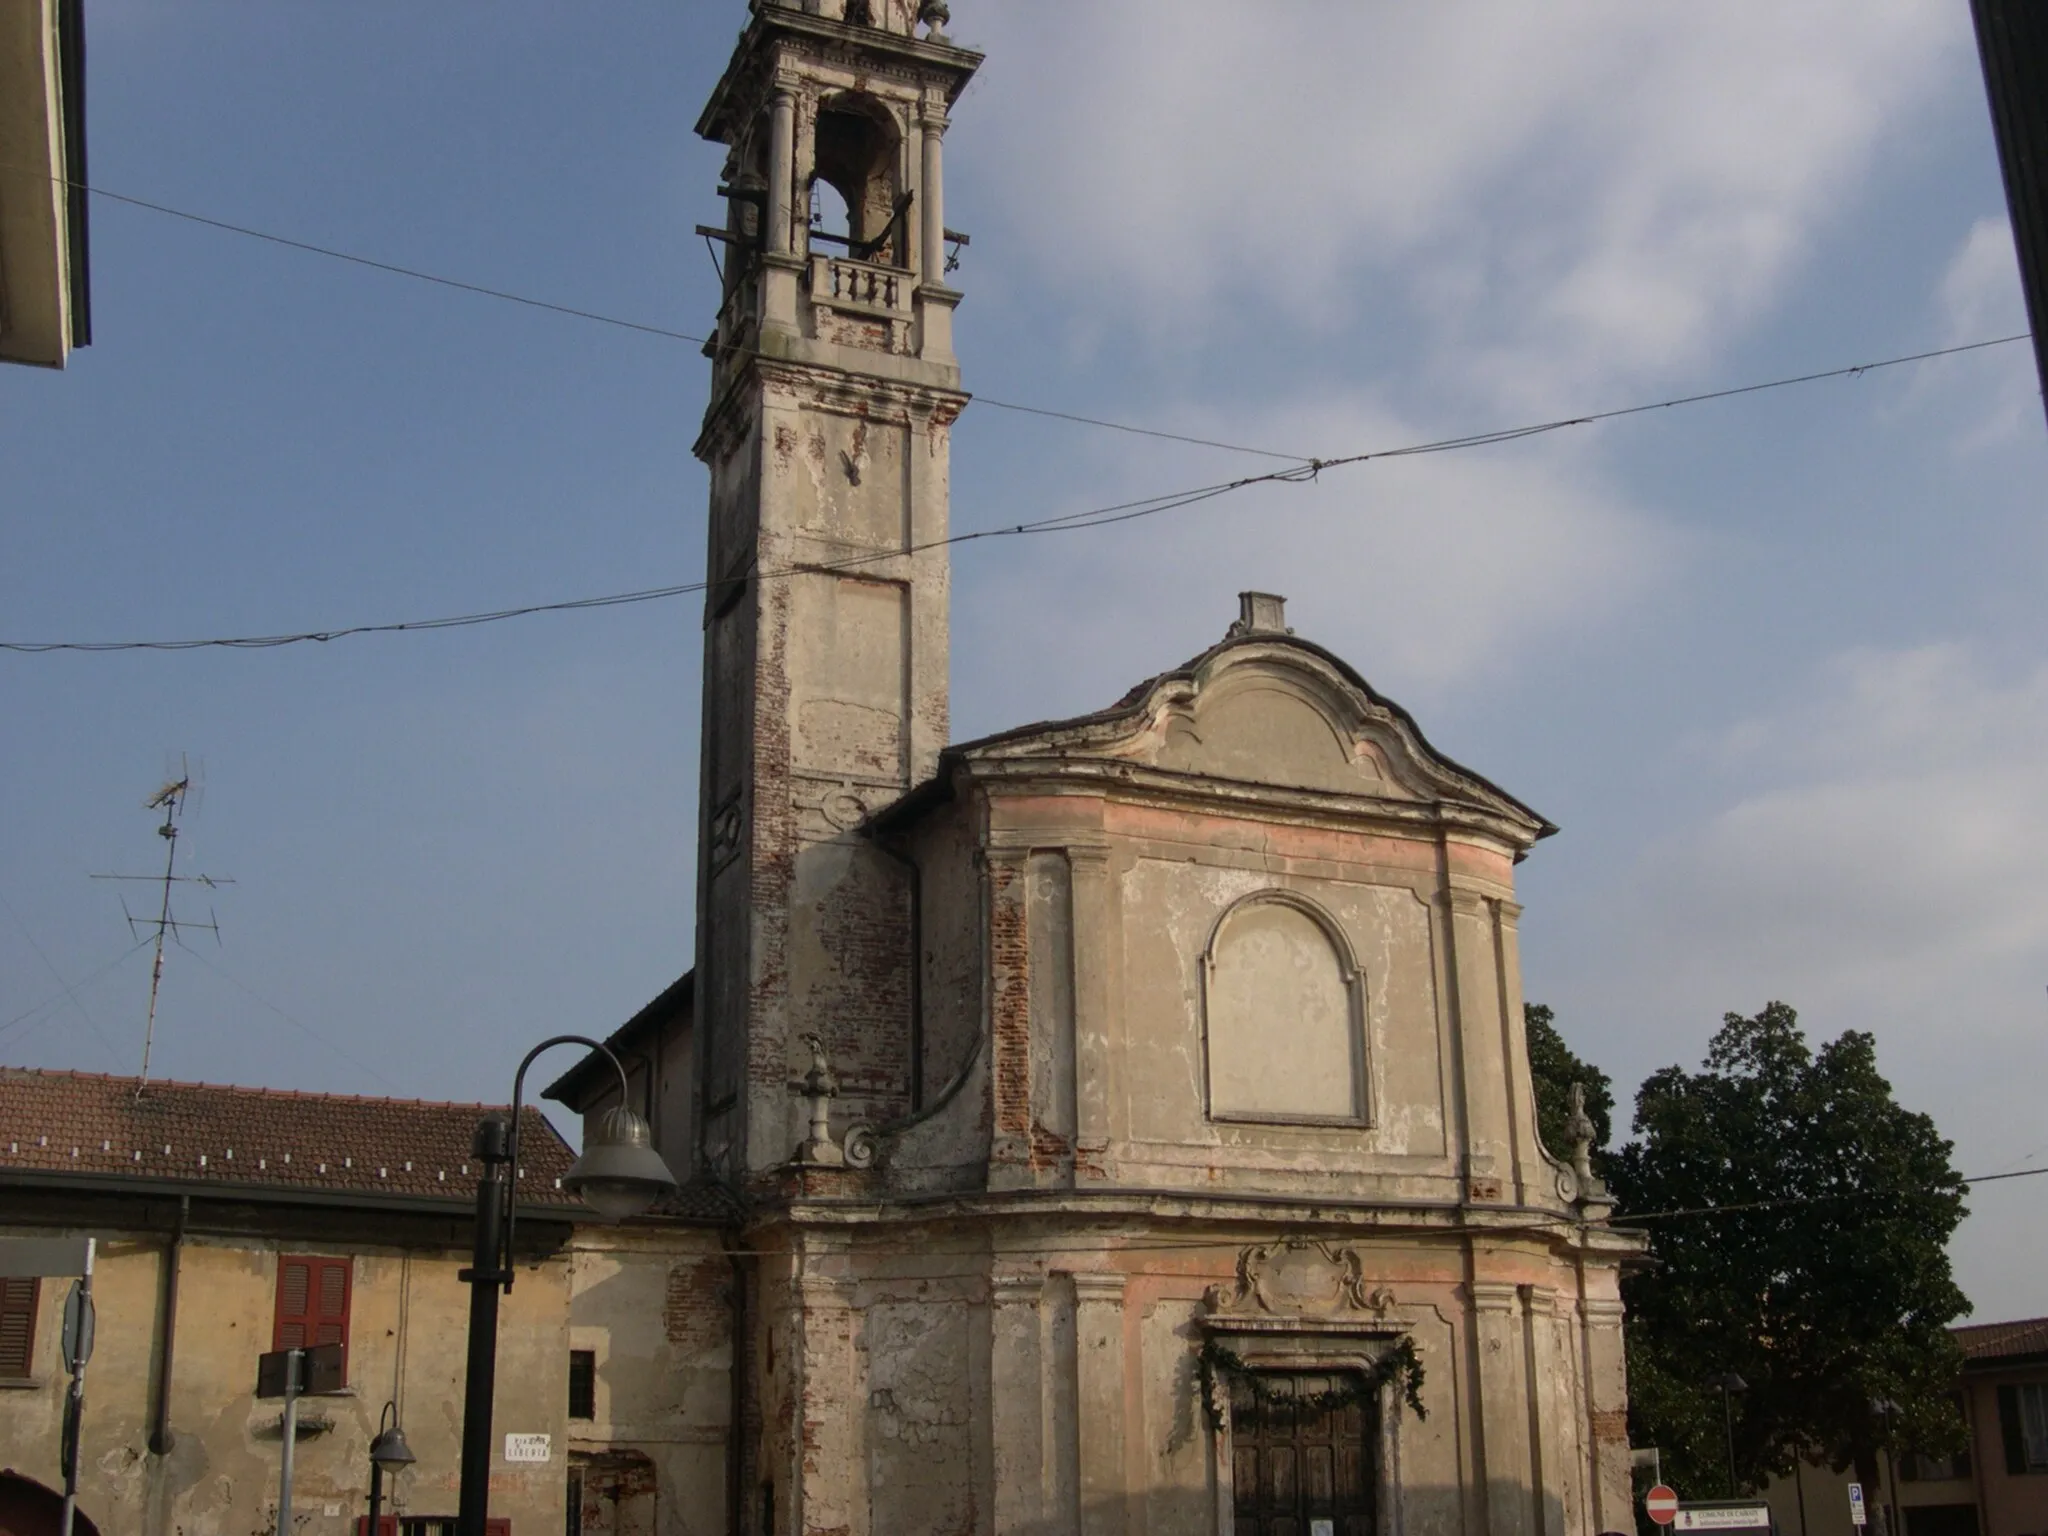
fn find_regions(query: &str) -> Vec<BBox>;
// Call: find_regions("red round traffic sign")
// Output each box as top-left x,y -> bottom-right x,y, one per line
1645,1485 -> 1680,1525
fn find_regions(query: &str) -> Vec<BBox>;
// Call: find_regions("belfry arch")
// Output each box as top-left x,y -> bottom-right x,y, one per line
810,92 -> 906,264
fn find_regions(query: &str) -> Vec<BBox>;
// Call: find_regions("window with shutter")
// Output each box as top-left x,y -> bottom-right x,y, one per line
0,1277 -> 38,1378
273,1256 -> 352,1383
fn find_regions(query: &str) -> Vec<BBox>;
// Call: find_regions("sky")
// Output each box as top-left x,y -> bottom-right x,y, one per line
2,2 -> 2043,1318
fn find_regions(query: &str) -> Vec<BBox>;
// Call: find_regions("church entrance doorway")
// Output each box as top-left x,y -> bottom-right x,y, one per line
1229,1372 -> 1378,1536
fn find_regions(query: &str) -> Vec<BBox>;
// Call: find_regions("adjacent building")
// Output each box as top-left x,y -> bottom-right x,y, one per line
1759,1319 -> 2048,1536
0,0 -> 89,367
0,1068 -> 730,1536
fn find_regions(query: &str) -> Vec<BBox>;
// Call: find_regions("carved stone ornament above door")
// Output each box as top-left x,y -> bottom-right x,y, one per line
1204,1239 -> 1398,1320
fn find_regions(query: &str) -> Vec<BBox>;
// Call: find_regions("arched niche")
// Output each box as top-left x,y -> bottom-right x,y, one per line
1202,892 -> 1370,1125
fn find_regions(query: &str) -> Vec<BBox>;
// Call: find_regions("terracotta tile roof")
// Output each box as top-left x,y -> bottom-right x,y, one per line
0,1066 -> 579,1206
1955,1316 -> 2048,1362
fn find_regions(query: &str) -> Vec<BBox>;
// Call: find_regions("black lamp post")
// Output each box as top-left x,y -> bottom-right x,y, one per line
455,1036 -> 677,1536
1873,1396 -> 1901,1536
366,1401 -> 415,1536
1713,1372 -> 1748,1497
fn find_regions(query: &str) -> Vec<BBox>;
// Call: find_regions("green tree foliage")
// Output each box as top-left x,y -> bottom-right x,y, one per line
1525,1002 -> 1615,1165
1607,1003 -> 1969,1503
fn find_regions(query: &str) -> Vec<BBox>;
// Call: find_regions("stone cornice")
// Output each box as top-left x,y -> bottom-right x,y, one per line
962,755 -> 1536,855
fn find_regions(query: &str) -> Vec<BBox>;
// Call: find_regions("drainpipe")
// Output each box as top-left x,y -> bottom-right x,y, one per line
724,1246 -> 748,1536
149,1195 -> 189,1454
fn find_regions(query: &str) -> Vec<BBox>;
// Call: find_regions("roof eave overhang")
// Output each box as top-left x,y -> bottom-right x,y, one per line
0,1166 -> 582,1221
0,0 -> 78,366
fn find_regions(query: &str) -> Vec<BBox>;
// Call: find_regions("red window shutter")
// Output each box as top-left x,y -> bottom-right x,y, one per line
274,1256 -> 352,1382
0,1277 -> 38,1377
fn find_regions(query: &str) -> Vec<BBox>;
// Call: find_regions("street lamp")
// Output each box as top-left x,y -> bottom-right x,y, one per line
456,1036 -> 677,1536
1873,1397 -> 1901,1536
1713,1372 -> 1748,1497
366,1401 -> 415,1536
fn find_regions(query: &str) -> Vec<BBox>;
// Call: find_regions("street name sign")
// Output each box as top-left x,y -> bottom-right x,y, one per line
256,1343 -> 345,1400
504,1434 -> 551,1463
0,1237 -> 93,1277
1674,1505 -> 1772,1531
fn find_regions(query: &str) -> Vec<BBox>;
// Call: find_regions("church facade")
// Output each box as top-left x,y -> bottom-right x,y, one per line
554,3 -> 1645,1532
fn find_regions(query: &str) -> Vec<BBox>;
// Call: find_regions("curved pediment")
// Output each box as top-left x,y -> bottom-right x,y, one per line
954,626 -> 1554,841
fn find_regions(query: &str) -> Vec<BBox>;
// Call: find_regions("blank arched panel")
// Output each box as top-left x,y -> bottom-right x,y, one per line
1204,897 -> 1368,1124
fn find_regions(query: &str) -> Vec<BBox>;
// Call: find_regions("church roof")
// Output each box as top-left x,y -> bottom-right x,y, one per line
876,594 -> 1555,842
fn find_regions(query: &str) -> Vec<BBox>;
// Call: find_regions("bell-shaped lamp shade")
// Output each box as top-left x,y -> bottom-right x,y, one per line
563,1105 -> 677,1220
368,1422 -> 417,1469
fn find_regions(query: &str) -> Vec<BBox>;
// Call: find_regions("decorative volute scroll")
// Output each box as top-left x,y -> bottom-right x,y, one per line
1204,1239 -> 1398,1319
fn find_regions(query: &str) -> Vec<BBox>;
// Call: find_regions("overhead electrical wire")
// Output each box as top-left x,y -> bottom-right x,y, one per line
0,164 -> 2030,654
0,332 -> 2027,654
0,164 -> 1307,463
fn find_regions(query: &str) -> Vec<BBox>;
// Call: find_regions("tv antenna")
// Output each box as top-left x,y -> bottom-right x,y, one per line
89,758 -> 233,1091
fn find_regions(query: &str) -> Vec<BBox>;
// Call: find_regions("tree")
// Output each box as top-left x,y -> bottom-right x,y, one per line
1608,1002 -> 1969,1513
1525,1002 -> 1615,1166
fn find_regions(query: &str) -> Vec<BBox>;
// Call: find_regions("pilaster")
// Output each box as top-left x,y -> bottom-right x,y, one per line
1470,1281 -> 1536,1536
1070,1271 -> 1129,1536
1068,845 -> 1116,1175
1524,1287 -> 1569,1536
1442,888 -> 1512,1196
989,1273 -> 1050,1531
1580,1296 -> 1632,1534
790,1271 -> 861,1536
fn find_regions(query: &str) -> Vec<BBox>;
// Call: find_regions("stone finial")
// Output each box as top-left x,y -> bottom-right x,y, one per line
792,1033 -> 846,1165
1565,1082 -> 1594,1178
1228,591 -> 1291,638
919,0 -> 951,37
1564,1081 -> 1612,1213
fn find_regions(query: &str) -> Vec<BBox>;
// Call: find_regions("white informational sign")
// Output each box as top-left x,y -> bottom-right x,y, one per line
1310,1523 -> 1333,1536
1848,1483 -> 1867,1526
1674,1507 -> 1773,1531
503,1433 -> 552,1464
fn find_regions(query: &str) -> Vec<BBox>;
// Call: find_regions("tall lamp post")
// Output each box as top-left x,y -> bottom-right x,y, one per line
1713,1372 -> 1748,1497
365,1401 -> 415,1536
1873,1397 -> 1901,1536
456,1036 -> 677,1536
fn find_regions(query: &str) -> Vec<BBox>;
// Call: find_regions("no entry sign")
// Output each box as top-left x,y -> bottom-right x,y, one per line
1645,1485 -> 1680,1525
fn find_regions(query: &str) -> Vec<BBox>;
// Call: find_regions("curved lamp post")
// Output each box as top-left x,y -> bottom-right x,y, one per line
456,1036 -> 676,1536
366,1400 -> 415,1536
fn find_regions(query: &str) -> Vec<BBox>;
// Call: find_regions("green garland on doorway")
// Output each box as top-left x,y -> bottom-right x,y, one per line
1197,1335 -> 1427,1429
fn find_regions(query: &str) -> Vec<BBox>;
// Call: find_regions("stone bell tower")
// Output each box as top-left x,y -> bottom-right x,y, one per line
690,0 -> 981,1177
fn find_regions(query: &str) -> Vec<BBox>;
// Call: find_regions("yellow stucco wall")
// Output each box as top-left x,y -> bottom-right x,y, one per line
1,1228 -> 572,1536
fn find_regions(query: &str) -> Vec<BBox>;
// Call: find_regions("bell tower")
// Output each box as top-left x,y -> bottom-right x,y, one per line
691,0 -> 981,1176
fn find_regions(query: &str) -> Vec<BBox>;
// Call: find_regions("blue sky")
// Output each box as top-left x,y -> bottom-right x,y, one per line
3,2 -> 2043,1317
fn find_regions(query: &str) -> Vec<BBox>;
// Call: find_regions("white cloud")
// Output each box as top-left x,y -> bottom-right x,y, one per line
956,0 -> 1963,404
952,393 -> 1677,733
1583,644 -> 2048,1316
1927,216 -> 2038,447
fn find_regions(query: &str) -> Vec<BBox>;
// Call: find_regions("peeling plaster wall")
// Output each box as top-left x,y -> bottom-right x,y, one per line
566,1232 -> 732,1536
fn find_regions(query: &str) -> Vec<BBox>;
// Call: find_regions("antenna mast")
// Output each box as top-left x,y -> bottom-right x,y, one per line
90,760 -> 233,1092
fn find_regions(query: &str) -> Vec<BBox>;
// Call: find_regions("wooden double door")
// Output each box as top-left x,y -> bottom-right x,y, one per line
1230,1372 -> 1379,1536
